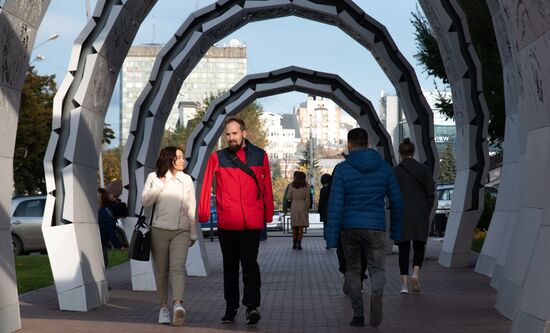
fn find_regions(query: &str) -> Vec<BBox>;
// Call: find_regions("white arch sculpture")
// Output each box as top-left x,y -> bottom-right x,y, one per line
0,1 -> 51,331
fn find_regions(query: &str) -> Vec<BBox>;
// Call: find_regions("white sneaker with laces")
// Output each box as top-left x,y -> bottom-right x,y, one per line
173,303 -> 186,326
158,306 -> 170,324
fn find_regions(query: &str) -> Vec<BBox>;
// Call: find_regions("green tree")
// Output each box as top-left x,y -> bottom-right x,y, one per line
298,138 -> 320,173
102,123 -> 116,145
438,142 -> 456,182
411,3 -> 504,144
13,67 -> 56,195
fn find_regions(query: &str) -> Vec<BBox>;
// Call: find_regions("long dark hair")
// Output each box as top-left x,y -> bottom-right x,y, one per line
155,146 -> 183,177
292,171 -> 307,188
97,188 -> 111,208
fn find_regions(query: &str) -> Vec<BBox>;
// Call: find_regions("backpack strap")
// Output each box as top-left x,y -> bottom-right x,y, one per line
229,152 -> 261,199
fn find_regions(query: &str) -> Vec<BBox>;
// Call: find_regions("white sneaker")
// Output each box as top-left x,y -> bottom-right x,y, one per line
158,306 -> 170,324
173,303 -> 186,326
400,285 -> 409,294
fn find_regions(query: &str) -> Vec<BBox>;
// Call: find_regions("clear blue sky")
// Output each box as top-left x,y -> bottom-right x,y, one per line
31,0 -> 437,146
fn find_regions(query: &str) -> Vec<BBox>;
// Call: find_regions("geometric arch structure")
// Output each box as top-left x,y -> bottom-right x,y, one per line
476,0 -> 523,283
41,1 -> 155,311
125,65 -> 397,283
418,0 -> 489,268
484,2 -> 550,331
184,65 -> 397,179
0,1 -> 51,331
122,0 -> 438,219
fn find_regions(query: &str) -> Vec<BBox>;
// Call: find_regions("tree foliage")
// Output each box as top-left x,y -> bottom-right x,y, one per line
438,142 -> 456,182
13,68 -> 56,195
102,147 -> 122,185
161,93 -> 268,151
102,124 -> 116,145
412,3 -> 504,144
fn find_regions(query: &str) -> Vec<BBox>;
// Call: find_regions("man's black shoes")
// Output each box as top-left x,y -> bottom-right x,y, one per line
221,307 -> 238,323
246,308 -> 261,325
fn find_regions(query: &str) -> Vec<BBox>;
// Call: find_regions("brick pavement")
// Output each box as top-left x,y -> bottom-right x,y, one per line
18,235 -> 511,332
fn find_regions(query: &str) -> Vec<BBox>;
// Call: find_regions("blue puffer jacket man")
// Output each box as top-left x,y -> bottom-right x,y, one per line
326,147 -> 403,247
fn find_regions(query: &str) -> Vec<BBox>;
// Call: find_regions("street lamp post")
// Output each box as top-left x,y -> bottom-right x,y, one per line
309,113 -> 315,210
33,33 -> 59,50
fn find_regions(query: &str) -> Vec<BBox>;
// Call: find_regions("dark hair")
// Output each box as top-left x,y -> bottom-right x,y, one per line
97,188 -> 111,208
225,116 -> 246,131
320,173 -> 332,186
292,171 -> 307,188
399,138 -> 415,156
347,128 -> 368,148
155,146 -> 183,177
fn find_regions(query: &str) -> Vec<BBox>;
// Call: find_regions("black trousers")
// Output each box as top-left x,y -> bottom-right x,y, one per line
396,240 -> 426,275
218,228 -> 262,309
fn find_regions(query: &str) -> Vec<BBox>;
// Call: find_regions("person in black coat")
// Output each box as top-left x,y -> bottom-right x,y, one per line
98,188 -> 125,269
318,173 -> 332,249
393,138 -> 435,293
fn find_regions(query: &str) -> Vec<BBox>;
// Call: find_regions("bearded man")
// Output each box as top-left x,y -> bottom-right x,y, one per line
198,116 -> 274,326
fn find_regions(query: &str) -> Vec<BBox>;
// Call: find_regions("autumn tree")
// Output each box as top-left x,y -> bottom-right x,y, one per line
102,147 -> 122,185
161,93 -> 268,150
13,67 -> 56,195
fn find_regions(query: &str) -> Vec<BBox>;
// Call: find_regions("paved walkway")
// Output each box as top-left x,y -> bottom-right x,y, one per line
19,235 -> 511,332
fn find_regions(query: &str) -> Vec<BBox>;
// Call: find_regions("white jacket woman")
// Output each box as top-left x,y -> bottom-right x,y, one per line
141,146 -> 197,326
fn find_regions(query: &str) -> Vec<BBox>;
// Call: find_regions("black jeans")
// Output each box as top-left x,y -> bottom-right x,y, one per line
396,240 -> 426,275
337,235 -> 368,281
218,228 -> 262,309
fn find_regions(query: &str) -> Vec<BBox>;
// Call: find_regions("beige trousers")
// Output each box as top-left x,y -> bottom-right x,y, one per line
151,227 -> 190,305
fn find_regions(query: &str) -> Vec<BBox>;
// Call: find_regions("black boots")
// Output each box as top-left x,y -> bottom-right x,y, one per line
297,240 -> 302,250
292,240 -> 297,249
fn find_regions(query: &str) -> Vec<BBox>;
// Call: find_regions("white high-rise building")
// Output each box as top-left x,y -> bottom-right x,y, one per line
260,112 -> 301,178
119,40 -> 247,145
294,96 -> 343,146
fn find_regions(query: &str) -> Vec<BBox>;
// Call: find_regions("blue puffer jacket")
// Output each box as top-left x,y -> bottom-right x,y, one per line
326,148 -> 403,248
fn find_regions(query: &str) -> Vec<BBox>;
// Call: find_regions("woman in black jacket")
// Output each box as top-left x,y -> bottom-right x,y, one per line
393,138 -> 435,294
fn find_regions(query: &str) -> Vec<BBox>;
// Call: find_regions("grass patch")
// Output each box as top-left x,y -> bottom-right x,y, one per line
14,250 -> 129,294
471,238 -> 485,253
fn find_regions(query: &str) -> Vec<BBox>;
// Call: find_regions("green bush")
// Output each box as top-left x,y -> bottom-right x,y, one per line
477,191 -> 496,231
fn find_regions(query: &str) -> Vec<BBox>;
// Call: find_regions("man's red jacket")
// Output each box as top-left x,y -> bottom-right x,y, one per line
198,140 -> 274,230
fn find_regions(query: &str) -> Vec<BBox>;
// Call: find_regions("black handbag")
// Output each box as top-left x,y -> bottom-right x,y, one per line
128,206 -> 154,261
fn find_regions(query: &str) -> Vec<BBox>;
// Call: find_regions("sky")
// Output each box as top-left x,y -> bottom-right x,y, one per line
31,0 -> 438,146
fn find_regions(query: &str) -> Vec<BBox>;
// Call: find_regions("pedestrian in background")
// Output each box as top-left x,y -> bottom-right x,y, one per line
393,138 -> 435,294
327,128 -> 403,328
287,171 -> 310,250
142,146 -> 198,326
317,173 -> 332,249
97,188 -> 125,270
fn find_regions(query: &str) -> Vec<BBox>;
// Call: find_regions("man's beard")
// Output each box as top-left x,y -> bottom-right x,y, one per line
228,139 -> 243,153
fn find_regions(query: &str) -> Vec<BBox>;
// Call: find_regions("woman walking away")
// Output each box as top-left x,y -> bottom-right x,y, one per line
393,138 -> 435,293
287,171 -> 310,250
142,146 -> 198,325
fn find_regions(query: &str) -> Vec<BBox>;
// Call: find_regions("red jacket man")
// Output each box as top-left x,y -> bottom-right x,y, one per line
198,117 -> 273,326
